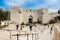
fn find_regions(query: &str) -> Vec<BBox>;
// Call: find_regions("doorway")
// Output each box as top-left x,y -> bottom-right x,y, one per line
29,15 -> 33,23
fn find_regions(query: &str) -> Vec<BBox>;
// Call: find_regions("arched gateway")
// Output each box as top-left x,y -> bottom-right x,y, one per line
29,15 -> 33,23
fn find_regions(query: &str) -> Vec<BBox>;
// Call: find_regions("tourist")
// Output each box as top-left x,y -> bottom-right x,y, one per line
30,25 -> 32,31
20,25 -> 22,30
16,24 -> 19,30
51,27 -> 53,31
50,27 -> 53,34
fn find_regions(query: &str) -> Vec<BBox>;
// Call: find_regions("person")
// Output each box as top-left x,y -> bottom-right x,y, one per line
16,24 -> 19,30
30,25 -> 32,31
51,27 -> 53,31
50,27 -> 53,34
20,25 -> 22,30
29,23 -> 33,31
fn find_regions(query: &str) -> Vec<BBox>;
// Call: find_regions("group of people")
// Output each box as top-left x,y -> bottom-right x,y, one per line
16,23 -> 54,34
16,24 -> 33,31
16,24 -> 23,30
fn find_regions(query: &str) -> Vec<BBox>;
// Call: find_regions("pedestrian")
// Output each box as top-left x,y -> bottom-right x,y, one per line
16,24 -> 19,30
50,27 -> 53,34
30,25 -> 32,31
51,27 -> 53,31
20,25 -> 22,30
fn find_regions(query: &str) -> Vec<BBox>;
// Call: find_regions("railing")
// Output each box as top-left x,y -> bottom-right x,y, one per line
0,29 -> 38,40
12,33 -> 38,40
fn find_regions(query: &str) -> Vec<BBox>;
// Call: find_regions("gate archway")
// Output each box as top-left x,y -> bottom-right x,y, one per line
28,15 -> 33,23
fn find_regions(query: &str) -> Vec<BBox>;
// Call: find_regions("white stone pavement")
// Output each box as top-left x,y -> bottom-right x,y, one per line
0,23 -> 58,40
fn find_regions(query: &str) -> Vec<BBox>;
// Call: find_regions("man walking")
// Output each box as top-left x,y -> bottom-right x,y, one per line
16,24 -> 19,30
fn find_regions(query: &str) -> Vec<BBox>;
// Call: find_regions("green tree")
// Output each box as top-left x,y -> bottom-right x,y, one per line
0,8 -> 10,22
55,16 -> 60,20
49,16 -> 60,24
49,19 -> 56,24
58,10 -> 60,14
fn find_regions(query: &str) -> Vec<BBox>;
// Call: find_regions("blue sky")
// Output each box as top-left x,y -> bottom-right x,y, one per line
0,0 -> 60,12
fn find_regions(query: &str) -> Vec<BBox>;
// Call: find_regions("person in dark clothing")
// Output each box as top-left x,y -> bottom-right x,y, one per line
30,26 -> 32,31
50,27 -> 53,34
20,25 -> 23,30
16,24 -> 19,30
51,27 -> 53,31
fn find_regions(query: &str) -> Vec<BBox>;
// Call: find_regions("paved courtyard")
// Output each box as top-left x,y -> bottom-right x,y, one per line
0,23 -> 60,40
